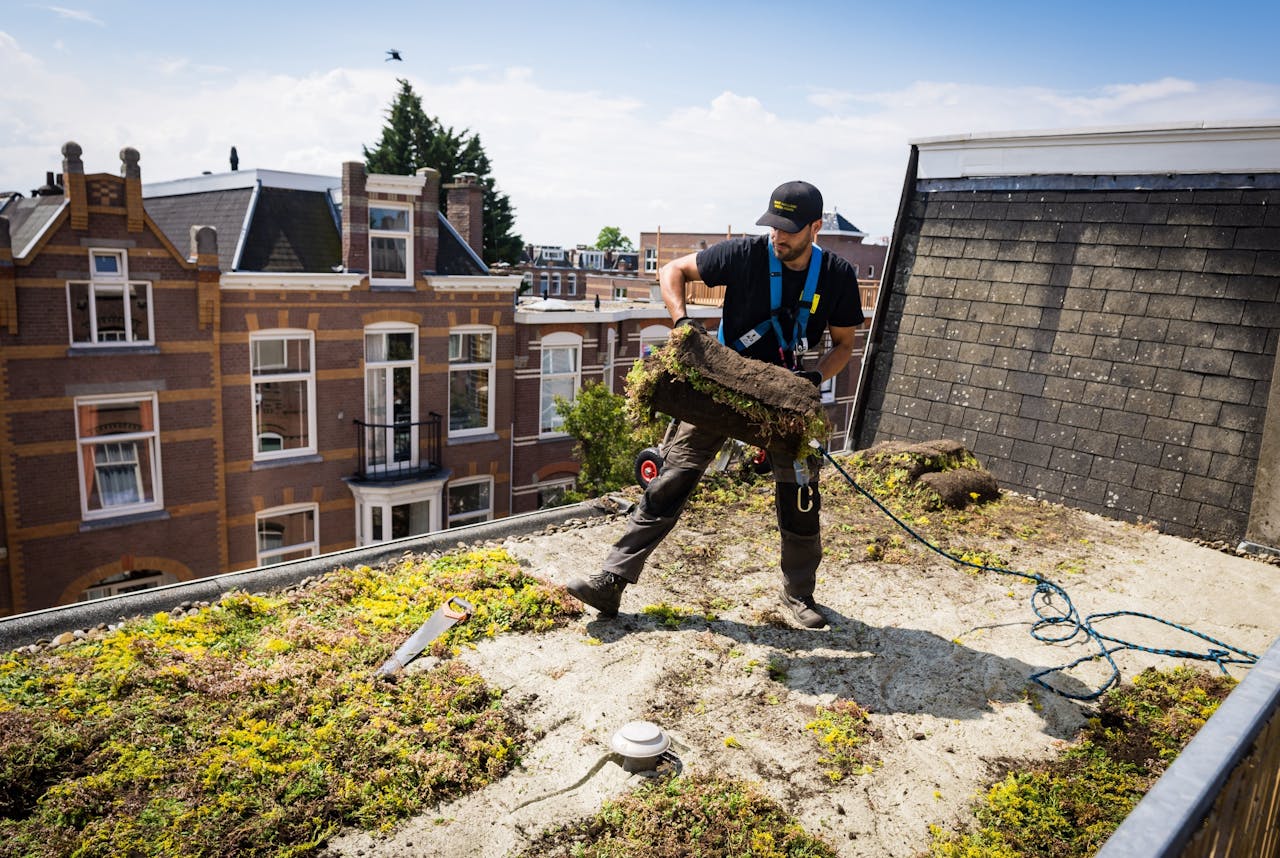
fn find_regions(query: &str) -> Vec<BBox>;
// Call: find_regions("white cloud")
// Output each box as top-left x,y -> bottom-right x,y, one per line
45,6 -> 104,25
1,52 -> 1277,245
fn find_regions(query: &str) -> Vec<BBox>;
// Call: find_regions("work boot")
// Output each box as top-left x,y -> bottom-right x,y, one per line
780,587 -> 828,629
567,571 -> 628,618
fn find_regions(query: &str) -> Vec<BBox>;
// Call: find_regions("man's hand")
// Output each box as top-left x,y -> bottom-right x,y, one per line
793,369 -> 823,387
674,316 -> 707,334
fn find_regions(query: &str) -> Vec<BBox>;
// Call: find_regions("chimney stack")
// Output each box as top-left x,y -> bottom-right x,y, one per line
340,162 -> 369,275
63,141 -> 88,230
445,172 -> 484,261
120,147 -> 142,232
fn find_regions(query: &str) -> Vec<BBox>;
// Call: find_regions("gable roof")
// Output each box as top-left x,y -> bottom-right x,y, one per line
145,168 -> 486,276
821,211 -> 866,237
1,195 -> 68,259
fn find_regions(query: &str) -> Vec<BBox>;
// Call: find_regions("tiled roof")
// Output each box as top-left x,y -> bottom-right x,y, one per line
436,212 -> 487,275
2,195 -> 67,258
145,187 -> 255,270
238,187 -> 341,273
821,211 -> 865,236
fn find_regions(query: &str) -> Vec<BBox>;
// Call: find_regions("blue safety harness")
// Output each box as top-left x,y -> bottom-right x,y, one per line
718,243 -> 823,370
717,241 -> 825,490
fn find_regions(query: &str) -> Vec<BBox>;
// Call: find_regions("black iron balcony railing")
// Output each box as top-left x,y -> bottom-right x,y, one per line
352,413 -> 443,482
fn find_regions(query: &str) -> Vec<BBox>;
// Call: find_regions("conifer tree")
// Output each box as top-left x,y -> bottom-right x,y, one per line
363,79 -> 523,265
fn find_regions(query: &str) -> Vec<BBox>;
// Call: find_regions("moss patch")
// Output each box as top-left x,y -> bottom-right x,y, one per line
516,772 -> 839,858
0,548 -> 578,858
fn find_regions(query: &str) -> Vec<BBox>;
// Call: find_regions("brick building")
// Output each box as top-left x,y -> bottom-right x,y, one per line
0,143 -> 521,615
855,121 -> 1280,546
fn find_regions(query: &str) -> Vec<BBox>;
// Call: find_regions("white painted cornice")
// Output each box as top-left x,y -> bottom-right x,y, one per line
913,119 -> 1280,179
220,271 -> 363,291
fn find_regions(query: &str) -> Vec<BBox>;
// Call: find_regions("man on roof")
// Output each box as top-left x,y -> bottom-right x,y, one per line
568,181 -> 866,628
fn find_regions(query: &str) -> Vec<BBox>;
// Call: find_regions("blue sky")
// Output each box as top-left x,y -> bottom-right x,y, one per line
3,0 -> 1280,245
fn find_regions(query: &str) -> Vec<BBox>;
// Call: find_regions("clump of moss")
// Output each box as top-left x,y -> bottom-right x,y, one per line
517,772 -> 838,858
0,548 -> 578,858
927,667 -> 1236,858
804,699 -> 880,781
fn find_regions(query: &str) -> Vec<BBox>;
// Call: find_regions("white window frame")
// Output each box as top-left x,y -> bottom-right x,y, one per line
643,248 -> 657,273
603,328 -> 617,393
538,272 -> 549,295
251,329 -> 317,461
369,202 -> 413,286
566,272 -> 577,296
550,272 -> 562,296
639,323 -> 672,359
364,323 -> 419,472
67,248 -> 154,347
539,247 -> 565,262
349,481 -> 444,546
539,332 -> 581,436
256,503 -> 319,565
536,476 -> 576,509
578,250 -> 604,269
75,392 -> 163,520
448,325 -> 496,437
448,475 -> 494,527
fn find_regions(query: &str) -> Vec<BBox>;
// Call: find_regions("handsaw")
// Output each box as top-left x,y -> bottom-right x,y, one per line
375,595 -> 474,678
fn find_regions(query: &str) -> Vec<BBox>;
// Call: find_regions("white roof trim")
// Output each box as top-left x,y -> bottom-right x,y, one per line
16,197 -> 68,259
220,271 -> 363,292
913,119 -> 1280,179
429,274 -> 522,291
366,174 -> 427,196
143,169 -> 339,197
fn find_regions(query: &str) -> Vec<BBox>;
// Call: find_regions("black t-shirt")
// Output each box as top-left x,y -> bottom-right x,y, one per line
696,234 -> 864,366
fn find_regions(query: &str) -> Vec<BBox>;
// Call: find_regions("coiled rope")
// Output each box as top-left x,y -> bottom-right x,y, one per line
814,443 -> 1260,701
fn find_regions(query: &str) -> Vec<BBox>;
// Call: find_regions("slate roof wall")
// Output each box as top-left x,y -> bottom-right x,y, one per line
857,174 -> 1280,542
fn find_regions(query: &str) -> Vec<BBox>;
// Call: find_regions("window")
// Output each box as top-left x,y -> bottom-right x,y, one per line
76,394 -> 162,519
536,477 -> 575,508
68,249 -> 153,346
539,247 -> 565,262
578,250 -> 604,269
868,264 -> 875,279
639,323 -> 672,358
539,332 -> 581,434
82,569 -> 176,601
369,204 -> 411,284
257,505 -> 318,565
448,477 -> 493,526
566,273 -> 577,296
365,325 -> 417,470
613,284 -> 628,300
350,482 -> 443,546
538,272 -> 549,295
448,327 -> 495,436
643,248 -> 657,273
252,331 -> 315,459
551,272 -> 562,296
603,328 -> 617,393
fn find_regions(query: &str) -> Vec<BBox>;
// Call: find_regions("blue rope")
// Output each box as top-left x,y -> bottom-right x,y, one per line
814,444 -> 1260,701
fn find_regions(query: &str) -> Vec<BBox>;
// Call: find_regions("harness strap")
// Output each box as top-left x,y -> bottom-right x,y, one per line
721,243 -> 823,368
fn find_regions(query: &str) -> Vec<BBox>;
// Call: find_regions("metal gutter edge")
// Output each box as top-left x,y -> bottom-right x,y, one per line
0,498 -> 622,652
846,144 -> 919,452
1094,633 -> 1280,857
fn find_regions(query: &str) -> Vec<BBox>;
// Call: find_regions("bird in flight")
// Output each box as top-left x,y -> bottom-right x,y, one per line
386,49 -> 402,61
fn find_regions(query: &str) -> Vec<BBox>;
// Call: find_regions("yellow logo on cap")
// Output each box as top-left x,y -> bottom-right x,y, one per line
773,200 -> 797,213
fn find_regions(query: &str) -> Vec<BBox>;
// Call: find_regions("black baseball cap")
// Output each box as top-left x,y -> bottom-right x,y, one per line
755,180 -> 823,232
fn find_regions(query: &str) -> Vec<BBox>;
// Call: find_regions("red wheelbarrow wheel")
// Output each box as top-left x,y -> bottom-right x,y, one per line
634,447 -> 664,488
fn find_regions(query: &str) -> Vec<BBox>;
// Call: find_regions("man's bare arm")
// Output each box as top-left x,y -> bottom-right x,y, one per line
659,253 -> 701,323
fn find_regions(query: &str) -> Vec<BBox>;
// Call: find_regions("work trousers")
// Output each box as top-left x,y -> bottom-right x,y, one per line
602,421 -> 823,596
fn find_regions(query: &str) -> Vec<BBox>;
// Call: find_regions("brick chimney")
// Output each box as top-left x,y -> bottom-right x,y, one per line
121,147 -> 143,233
0,216 -> 15,333
445,172 -> 484,259
416,166 -> 440,275
191,226 -> 219,329
63,141 -> 88,230
341,161 -> 369,275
